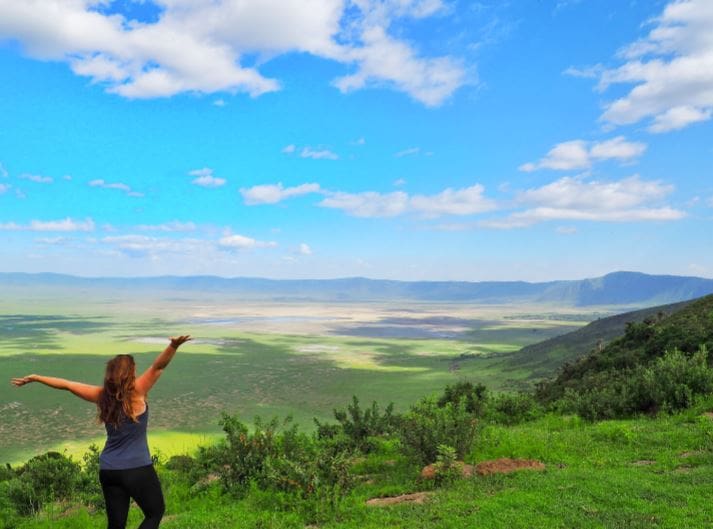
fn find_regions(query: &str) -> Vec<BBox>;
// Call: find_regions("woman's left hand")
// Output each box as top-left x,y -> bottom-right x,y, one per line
11,375 -> 36,387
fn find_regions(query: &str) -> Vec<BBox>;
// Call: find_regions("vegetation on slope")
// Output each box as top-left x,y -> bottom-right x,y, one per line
507,298 -> 692,380
536,294 -> 713,419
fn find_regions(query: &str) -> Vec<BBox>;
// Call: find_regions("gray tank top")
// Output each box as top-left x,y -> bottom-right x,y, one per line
99,403 -> 152,470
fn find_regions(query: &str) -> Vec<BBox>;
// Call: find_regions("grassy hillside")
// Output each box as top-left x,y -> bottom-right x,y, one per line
508,299 -> 693,380
537,294 -> 713,405
3,399 -> 712,529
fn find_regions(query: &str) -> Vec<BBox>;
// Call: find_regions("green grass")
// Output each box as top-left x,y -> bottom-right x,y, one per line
9,401 -> 713,528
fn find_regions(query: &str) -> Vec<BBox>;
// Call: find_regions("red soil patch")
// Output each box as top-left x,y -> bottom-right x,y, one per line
420,462 -> 475,480
366,492 -> 433,507
475,458 -> 545,476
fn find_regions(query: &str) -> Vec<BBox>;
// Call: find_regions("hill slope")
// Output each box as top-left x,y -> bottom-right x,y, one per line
508,298 -> 694,380
536,293 -> 713,404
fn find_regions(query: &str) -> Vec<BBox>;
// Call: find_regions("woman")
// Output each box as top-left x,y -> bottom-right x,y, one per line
11,334 -> 191,529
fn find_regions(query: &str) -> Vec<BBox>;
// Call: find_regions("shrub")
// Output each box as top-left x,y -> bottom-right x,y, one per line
437,381 -> 488,416
486,392 -> 543,425
315,396 -> 398,453
7,451 -> 80,516
399,396 -> 478,465
166,454 -> 196,474
77,444 -> 104,511
557,346 -> 713,421
432,444 -> 460,485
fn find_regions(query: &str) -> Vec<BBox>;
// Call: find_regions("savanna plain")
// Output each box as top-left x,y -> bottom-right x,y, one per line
1,287 -> 711,529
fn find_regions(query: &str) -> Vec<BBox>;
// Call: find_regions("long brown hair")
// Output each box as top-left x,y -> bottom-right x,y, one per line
98,354 -> 139,428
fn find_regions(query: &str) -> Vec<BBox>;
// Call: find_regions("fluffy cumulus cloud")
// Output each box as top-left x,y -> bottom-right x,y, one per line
218,233 -> 277,249
520,136 -> 646,172
240,182 -> 321,205
0,217 -> 95,232
298,243 -> 313,255
189,168 -> 226,188
596,0 -> 713,132
481,175 -> 684,228
0,0 -> 465,105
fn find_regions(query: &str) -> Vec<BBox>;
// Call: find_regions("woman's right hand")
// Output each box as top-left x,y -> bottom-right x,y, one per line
169,335 -> 192,348
11,375 -> 37,387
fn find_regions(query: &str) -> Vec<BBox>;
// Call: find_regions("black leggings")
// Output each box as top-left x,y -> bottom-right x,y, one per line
99,464 -> 165,529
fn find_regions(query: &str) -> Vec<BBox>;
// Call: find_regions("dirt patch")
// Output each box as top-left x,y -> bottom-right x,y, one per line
475,458 -> 545,476
702,412 -> 713,419
366,492 -> 433,507
680,451 -> 702,458
632,460 -> 656,466
421,462 -> 475,480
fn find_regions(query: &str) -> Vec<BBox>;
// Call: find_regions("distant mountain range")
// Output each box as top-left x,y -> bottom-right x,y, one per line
1,271 -> 712,307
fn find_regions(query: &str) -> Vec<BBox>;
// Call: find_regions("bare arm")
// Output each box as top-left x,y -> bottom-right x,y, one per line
135,335 -> 191,395
11,375 -> 102,403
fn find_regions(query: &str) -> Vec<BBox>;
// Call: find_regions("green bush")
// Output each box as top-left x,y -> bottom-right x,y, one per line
486,392 -> 543,425
315,396 -> 398,453
399,396 -> 478,465
437,381 -> 488,416
6,451 -> 80,516
77,444 -> 104,511
557,346 -> 713,420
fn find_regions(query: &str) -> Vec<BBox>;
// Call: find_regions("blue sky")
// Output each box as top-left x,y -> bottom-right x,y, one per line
0,0 -> 711,281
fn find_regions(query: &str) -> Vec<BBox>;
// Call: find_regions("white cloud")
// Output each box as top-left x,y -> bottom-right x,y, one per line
563,64 -> 603,79
395,147 -> 420,158
556,226 -> 577,235
333,25 -> 466,107
213,98 -> 226,107
0,217 -> 95,232
352,137 -> 366,145
20,173 -> 53,184
240,182 -> 321,205
135,221 -> 197,232
63,175 -> 72,181
299,243 -> 313,255
89,179 -> 143,197
410,185 -> 495,217
520,136 -> 647,171
0,183 -> 10,194
35,236 -> 69,245
0,163 -> 7,178
320,190 -> 410,217
189,168 -> 226,188
0,0 -> 465,105
102,235 -> 212,258
393,178 -> 406,186
218,234 -> 277,249
282,144 -> 297,154
598,0 -> 713,132
319,184 -> 495,218
481,175 -> 684,228
301,147 -> 339,160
